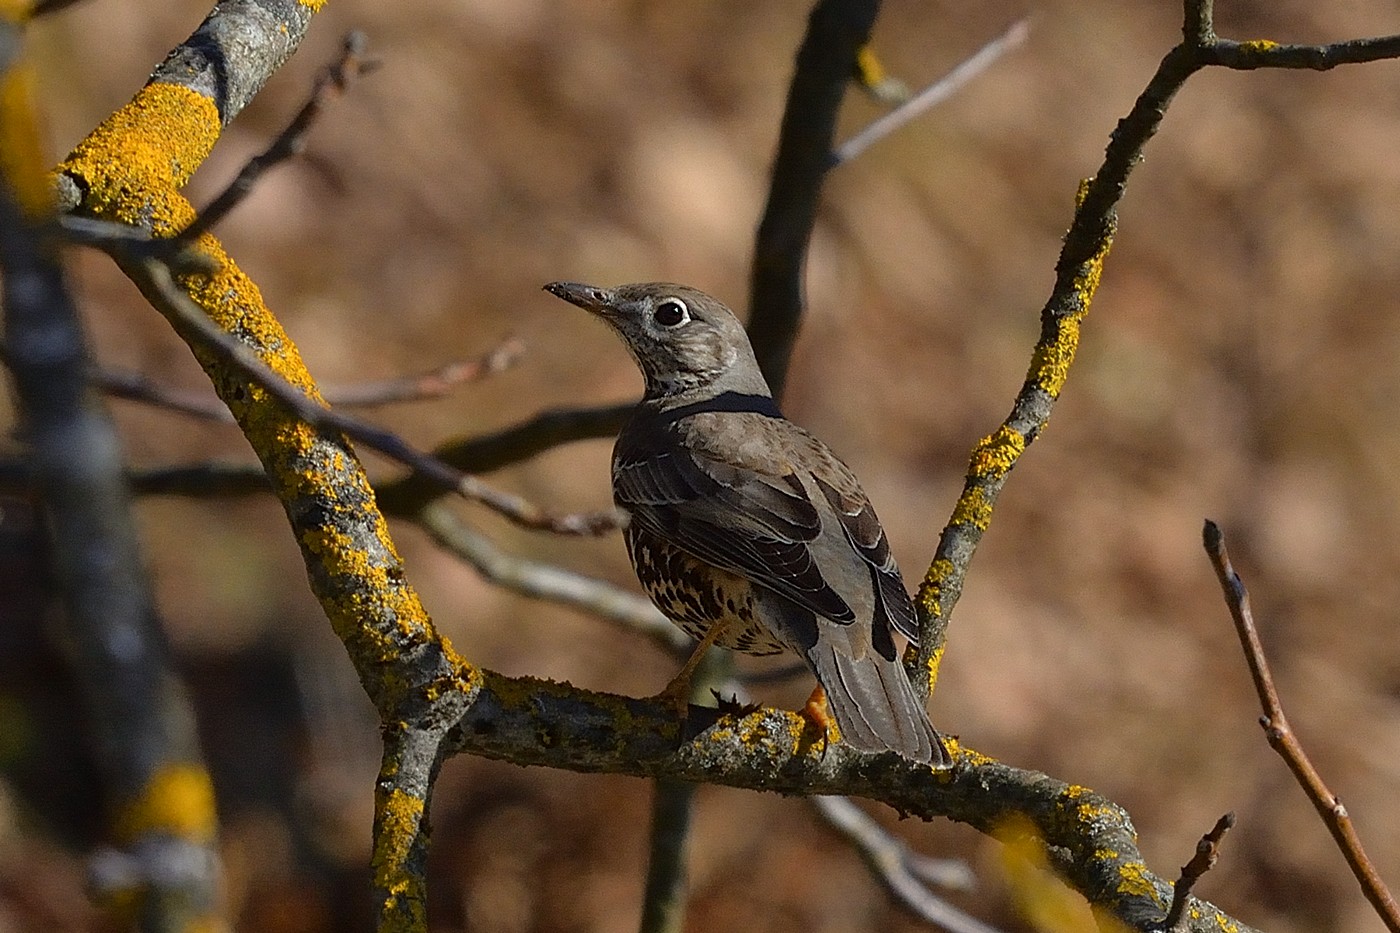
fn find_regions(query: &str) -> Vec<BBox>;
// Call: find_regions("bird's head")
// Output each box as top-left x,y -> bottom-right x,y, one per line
545,281 -> 771,402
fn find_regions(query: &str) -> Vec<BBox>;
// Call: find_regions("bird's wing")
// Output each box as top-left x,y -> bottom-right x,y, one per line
810,473 -> 919,645
613,435 -> 857,625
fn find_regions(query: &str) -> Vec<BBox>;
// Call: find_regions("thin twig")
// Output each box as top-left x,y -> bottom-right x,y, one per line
416,502 -> 684,650
62,219 -> 621,535
1163,812 -> 1235,932
811,796 -> 997,932
94,367 -> 235,422
174,31 -> 376,246
1203,520 -> 1400,933
322,338 -> 525,408
834,19 -> 1031,166
375,402 -> 634,515
96,339 -> 524,423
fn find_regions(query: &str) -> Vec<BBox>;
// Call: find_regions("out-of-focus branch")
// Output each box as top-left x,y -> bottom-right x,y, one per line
375,402 -> 634,515
810,796 -> 996,932
95,367 -> 235,422
747,0 -> 879,394
416,502 -> 685,651
1203,520 -> 1400,933
65,219 -> 622,536
909,2 -> 1400,698
1163,812 -> 1235,933
97,339 -> 526,423
128,462 -> 270,497
637,651 -> 729,933
834,20 -> 1030,166
322,338 -> 525,408
0,14 -> 222,932
174,31 -> 376,246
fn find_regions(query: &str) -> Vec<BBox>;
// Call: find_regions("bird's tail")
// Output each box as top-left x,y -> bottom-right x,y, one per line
807,637 -> 952,768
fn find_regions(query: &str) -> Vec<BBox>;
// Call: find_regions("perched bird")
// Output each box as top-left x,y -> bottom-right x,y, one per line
546,281 -> 951,767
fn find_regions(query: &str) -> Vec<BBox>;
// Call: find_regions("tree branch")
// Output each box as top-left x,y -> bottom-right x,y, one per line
0,14 -> 222,931
437,671 -> 1260,933
810,795 -> 996,932
747,0 -> 879,394
1163,812 -> 1235,933
909,2 -> 1400,696
1204,520 -> 1400,933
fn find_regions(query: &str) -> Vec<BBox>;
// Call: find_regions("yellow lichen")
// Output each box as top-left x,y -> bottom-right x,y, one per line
115,763 -> 218,844
59,83 -> 220,233
0,58 -> 52,216
915,557 -> 953,620
923,641 -> 946,693
948,485 -> 993,530
1240,39 -> 1280,52
372,789 -> 426,929
1114,859 -> 1163,905
969,425 -> 1026,479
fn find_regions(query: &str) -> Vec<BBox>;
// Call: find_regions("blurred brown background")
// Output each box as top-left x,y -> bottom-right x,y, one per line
3,0 -> 1400,930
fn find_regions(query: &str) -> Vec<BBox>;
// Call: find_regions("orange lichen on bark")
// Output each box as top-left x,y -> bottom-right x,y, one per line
58,83 -> 221,232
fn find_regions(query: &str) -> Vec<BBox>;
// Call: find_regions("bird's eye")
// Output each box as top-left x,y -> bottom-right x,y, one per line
653,298 -> 689,327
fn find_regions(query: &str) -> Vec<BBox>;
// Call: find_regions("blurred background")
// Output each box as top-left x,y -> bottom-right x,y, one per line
3,0 -> 1400,930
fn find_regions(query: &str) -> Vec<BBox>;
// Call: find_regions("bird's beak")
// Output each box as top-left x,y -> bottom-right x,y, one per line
544,281 -> 615,316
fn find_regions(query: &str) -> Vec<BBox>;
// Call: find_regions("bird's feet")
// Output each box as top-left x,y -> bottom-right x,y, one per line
651,673 -> 695,720
711,689 -> 761,717
801,685 -> 837,758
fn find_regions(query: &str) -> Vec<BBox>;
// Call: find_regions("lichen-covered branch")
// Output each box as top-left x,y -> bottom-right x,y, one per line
439,671 -> 1258,933
909,2 -> 1400,696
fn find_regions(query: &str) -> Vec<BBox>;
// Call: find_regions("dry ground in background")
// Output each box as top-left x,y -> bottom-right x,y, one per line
3,1 -> 1400,931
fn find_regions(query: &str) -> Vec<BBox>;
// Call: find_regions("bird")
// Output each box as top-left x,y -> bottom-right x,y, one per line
545,280 -> 952,767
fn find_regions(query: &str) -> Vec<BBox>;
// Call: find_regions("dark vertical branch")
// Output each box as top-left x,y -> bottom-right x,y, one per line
747,0 -> 880,395
0,20 -> 221,932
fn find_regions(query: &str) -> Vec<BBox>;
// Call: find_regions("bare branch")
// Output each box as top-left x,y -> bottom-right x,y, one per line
834,19 -> 1031,166
97,338 -> 524,423
1164,812 -> 1235,933
747,0 -> 879,395
375,402 -> 634,516
0,37 -> 222,929
1204,520 -> 1400,933
174,31 -> 376,246
415,502 -> 684,651
323,338 -> 524,408
94,367 -> 234,422
811,796 -> 995,932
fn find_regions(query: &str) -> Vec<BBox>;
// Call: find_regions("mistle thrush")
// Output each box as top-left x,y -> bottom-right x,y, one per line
546,281 -> 951,766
